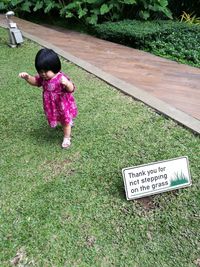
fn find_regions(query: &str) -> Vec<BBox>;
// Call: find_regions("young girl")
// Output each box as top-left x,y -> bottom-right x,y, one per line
19,48 -> 78,148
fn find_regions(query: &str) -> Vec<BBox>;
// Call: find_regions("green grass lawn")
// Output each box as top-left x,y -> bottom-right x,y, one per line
0,27 -> 200,267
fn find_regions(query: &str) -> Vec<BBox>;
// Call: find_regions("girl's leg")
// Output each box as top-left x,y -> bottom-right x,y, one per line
63,123 -> 71,138
62,123 -> 71,148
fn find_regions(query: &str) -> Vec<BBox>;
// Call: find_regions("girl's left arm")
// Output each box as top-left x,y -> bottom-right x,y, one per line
60,76 -> 74,93
19,72 -> 38,86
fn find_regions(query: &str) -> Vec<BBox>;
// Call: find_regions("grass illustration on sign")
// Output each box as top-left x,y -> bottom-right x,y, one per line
170,171 -> 189,187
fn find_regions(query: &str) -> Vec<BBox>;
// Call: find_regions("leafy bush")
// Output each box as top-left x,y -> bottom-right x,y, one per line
0,0 -> 60,14
61,0 -> 172,24
94,20 -> 200,67
0,0 -> 172,25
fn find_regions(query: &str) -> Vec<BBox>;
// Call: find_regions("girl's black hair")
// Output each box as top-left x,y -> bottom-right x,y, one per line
35,48 -> 61,73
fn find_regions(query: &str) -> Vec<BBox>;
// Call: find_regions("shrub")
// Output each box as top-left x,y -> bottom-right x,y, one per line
0,0 -> 172,25
93,20 -> 200,67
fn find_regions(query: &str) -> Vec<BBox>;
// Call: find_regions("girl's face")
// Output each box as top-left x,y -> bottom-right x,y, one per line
39,70 -> 57,80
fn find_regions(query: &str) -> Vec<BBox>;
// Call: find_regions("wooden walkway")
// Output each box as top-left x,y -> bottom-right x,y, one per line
0,15 -> 199,133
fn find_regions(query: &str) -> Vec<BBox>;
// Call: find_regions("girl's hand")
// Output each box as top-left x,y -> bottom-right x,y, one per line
18,73 -> 37,86
60,76 -> 69,86
60,76 -> 74,92
19,72 -> 30,80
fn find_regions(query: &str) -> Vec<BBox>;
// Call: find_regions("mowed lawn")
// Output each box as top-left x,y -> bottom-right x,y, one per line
0,27 -> 199,267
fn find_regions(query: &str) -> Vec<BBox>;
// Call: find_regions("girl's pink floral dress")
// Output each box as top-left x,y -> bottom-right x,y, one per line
35,72 -> 78,128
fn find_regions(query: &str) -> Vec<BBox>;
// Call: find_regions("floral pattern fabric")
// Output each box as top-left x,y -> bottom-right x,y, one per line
35,72 -> 78,128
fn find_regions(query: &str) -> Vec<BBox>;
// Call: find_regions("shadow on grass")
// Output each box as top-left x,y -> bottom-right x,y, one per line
28,125 -> 63,146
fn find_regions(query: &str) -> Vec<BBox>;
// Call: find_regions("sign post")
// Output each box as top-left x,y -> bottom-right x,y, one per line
122,156 -> 192,200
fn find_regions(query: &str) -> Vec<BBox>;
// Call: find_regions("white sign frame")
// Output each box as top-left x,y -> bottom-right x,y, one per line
122,156 -> 192,200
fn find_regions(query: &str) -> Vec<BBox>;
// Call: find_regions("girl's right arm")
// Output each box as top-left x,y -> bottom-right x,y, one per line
19,72 -> 38,86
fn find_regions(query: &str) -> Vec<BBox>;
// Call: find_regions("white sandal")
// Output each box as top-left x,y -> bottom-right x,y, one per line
62,137 -> 71,149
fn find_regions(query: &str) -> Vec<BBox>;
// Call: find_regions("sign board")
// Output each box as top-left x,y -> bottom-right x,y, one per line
122,156 -> 192,200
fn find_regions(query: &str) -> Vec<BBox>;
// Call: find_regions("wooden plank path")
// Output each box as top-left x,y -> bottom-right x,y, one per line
0,15 -> 199,133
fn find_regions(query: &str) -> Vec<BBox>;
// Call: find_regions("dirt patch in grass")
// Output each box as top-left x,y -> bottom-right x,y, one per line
136,196 -> 158,211
39,153 -> 80,181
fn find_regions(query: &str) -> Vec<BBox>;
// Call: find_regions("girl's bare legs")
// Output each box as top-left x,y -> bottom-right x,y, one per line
62,124 -> 71,148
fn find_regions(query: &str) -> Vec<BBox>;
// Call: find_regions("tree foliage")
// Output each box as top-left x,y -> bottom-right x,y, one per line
2,1 -> 199,24
0,0 -> 173,25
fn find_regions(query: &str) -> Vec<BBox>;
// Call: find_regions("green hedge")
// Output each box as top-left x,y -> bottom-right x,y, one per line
94,20 -> 200,67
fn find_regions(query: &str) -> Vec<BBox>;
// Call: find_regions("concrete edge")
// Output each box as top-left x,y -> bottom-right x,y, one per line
1,22 -> 199,134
